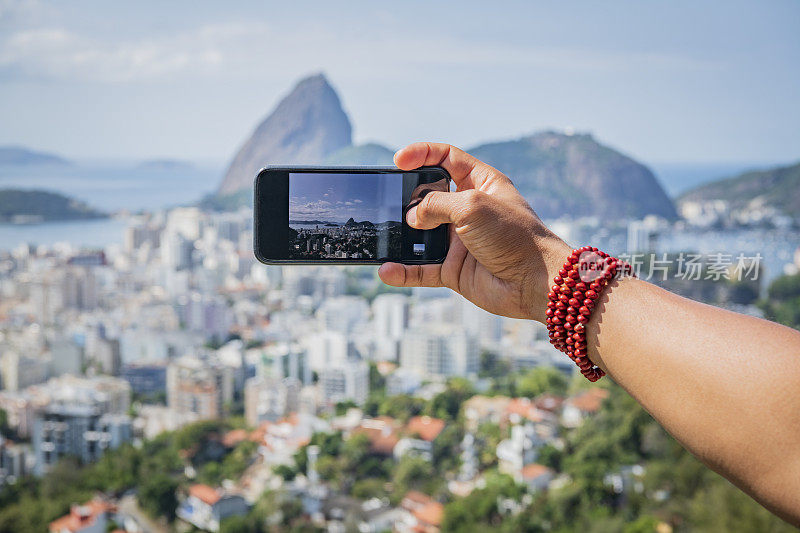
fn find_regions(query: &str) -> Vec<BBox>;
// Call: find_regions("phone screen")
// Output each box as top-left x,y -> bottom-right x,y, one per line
254,167 -> 450,264
289,173 -> 402,260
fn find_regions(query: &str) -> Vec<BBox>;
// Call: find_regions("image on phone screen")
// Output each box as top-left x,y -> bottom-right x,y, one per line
289,173 -> 402,260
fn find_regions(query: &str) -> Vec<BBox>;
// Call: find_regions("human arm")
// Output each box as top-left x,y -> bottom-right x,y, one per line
378,142 -> 800,524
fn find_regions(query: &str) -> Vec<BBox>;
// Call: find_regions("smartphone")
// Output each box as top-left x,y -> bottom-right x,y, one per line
254,166 -> 451,265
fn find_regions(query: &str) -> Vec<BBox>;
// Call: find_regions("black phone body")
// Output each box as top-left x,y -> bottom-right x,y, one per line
254,166 -> 451,265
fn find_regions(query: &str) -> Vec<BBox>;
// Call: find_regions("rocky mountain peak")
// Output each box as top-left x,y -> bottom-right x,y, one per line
218,73 -> 352,194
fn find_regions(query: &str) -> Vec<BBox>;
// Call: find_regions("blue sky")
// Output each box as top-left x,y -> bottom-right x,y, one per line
289,173 -> 402,223
0,0 -> 798,165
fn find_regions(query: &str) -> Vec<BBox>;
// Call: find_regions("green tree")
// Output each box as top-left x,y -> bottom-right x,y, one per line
426,378 -> 474,421
759,272 -> 800,330
516,366 -> 568,398
138,473 -> 178,521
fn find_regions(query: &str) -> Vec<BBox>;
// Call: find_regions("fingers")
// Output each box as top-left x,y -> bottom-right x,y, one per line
394,142 -> 490,190
378,262 -> 443,288
406,190 -> 473,230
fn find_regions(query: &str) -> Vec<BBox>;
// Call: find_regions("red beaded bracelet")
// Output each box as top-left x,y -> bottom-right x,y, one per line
545,247 -> 633,381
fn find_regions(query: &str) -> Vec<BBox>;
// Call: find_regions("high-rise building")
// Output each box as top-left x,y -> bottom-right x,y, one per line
400,324 -> 479,379
32,405 -> 131,475
372,294 -> 409,361
0,352 -> 49,392
319,359 -> 369,407
61,266 -> 99,311
176,293 -> 232,342
317,296 -> 369,334
48,336 -> 84,377
261,343 -> 312,385
166,356 -> 233,420
244,376 -> 299,427
121,362 -> 167,396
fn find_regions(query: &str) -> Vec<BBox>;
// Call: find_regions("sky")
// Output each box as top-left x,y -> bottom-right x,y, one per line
289,173 -> 402,223
0,0 -> 798,166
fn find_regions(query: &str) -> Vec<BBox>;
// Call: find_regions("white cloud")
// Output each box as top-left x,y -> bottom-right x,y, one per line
0,11 -> 721,85
0,21 -> 267,82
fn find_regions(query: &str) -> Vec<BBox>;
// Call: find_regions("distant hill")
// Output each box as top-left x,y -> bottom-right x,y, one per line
213,73 -> 677,220
344,217 -> 375,228
136,159 -> 195,172
677,161 -> 800,221
469,132 -> 677,220
323,143 -> 395,165
0,189 -> 105,223
0,146 -> 70,166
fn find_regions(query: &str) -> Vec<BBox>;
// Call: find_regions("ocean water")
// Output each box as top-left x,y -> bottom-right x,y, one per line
0,161 -> 224,251
0,218 -> 129,251
0,161 -> 223,212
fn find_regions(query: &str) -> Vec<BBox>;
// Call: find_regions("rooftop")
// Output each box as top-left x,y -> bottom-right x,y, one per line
405,416 -> 445,442
189,483 -> 221,505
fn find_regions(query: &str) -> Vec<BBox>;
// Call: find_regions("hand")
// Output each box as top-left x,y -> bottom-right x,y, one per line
378,142 -> 571,322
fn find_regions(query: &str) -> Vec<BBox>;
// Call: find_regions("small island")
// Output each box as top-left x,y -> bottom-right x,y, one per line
0,189 -> 106,224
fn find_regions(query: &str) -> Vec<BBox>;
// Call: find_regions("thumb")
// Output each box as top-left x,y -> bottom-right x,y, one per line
407,190 -> 473,230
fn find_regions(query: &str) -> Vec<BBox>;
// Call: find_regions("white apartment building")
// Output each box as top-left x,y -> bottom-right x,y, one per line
400,324 -> 479,379
319,359 -> 369,407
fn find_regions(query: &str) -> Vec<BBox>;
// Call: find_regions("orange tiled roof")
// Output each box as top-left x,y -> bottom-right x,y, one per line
521,463 -> 552,480
534,394 -> 564,412
401,490 -> 433,511
569,388 -> 609,413
405,416 -> 445,442
506,398 -> 544,422
49,499 -> 115,533
355,418 -> 400,455
413,501 -> 444,527
189,484 -> 221,505
223,429 -> 248,448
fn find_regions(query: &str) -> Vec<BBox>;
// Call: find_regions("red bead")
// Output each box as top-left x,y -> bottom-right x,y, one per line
565,337 -> 574,345
556,301 -> 567,310
584,299 -> 595,309
585,290 -> 597,299
547,291 -> 557,300
565,278 -> 576,287
564,322 -> 574,330
575,282 -> 587,291
559,286 -> 571,295
558,268 -> 568,277
547,300 -> 556,309
577,315 -> 588,323
590,281 -> 601,291
568,298 -> 580,307
545,308 -> 554,317
574,323 -> 585,333
551,284 -> 561,293
565,315 -> 577,324
554,325 -> 565,333
579,306 -> 591,316
553,276 -> 563,285
559,294 -> 569,303
555,309 -> 565,318
569,269 -> 580,280
551,316 -> 562,325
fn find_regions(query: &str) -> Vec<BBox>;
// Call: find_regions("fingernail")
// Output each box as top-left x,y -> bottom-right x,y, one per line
406,207 -> 417,226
